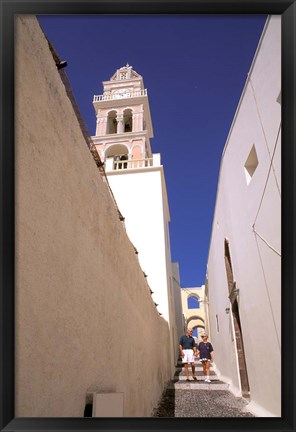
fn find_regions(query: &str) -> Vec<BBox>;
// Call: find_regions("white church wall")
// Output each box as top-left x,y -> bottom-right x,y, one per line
107,167 -> 179,373
107,169 -> 171,320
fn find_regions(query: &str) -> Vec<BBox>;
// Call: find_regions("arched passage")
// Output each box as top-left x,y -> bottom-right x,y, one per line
187,315 -> 205,338
187,315 -> 205,326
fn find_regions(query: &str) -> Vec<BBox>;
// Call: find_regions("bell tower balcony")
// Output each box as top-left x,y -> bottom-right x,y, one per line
93,89 -> 147,102
105,153 -> 161,173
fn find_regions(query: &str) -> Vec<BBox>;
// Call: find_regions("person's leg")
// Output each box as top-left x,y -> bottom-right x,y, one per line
191,362 -> 196,378
184,362 -> 189,380
202,361 -> 207,380
205,361 -> 211,381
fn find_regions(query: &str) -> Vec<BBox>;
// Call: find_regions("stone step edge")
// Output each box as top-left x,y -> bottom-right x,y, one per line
176,362 -> 216,366
168,382 -> 230,391
175,376 -> 220,381
175,369 -> 216,374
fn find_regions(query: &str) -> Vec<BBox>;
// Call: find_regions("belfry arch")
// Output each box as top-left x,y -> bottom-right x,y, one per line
123,109 -> 133,132
105,144 -> 129,170
106,110 -> 118,134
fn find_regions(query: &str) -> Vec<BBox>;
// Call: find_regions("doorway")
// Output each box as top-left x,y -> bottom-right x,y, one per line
224,239 -> 250,397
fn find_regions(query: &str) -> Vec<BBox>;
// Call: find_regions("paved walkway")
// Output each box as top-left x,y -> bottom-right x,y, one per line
153,358 -> 254,417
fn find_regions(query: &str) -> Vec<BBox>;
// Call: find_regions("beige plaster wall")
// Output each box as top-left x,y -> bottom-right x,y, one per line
131,146 -> 142,159
15,15 -> 171,417
180,286 -> 207,341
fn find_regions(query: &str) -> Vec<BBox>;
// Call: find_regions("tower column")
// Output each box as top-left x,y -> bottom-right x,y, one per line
117,115 -> 124,134
95,116 -> 100,135
96,116 -> 107,136
132,111 -> 144,132
138,111 -> 144,132
103,116 -> 108,135
132,113 -> 138,132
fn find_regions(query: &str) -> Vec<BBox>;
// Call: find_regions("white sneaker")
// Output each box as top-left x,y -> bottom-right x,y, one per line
206,378 -> 211,382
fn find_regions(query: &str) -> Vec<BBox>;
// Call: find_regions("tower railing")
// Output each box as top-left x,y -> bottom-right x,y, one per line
105,154 -> 160,172
113,157 -> 153,171
93,89 -> 147,102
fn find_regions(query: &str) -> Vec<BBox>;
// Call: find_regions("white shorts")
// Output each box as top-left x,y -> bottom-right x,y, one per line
182,349 -> 195,363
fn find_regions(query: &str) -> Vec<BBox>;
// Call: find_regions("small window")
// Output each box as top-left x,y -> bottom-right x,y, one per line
187,295 -> 200,309
120,72 -> 127,80
244,145 -> 258,185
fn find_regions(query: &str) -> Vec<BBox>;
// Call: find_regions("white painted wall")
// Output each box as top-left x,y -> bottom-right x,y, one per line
206,16 -> 281,417
171,262 -> 185,340
107,168 -> 171,320
107,166 -> 180,372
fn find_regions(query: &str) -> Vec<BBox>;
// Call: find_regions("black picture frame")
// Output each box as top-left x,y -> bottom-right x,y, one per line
0,1 -> 295,431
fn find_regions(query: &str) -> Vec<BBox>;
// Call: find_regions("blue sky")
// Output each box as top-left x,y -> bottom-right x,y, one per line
37,14 -> 267,287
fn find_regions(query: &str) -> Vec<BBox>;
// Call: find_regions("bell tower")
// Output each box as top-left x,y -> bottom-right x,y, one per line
91,65 -> 170,315
91,66 -> 181,373
92,64 -> 154,171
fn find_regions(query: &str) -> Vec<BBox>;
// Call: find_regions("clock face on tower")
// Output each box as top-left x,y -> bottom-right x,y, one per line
113,89 -> 131,99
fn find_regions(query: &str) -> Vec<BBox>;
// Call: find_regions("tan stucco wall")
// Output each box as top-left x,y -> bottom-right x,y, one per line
15,15 -> 171,417
181,286 -> 207,341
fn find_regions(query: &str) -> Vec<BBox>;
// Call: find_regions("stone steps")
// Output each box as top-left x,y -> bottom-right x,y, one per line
153,358 -> 253,417
176,374 -> 218,381
175,369 -> 216,376
172,359 -> 229,391
169,381 -> 230,390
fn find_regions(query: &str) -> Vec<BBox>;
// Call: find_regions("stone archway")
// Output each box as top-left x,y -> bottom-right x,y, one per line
187,316 -> 205,340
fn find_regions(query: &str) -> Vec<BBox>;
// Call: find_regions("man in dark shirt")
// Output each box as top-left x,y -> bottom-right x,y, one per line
179,327 -> 198,381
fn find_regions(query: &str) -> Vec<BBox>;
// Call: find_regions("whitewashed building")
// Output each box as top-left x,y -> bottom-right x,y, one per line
91,65 -> 182,370
205,16 -> 281,417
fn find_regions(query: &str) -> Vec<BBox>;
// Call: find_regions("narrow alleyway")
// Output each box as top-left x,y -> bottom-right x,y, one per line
153,357 -> 254,417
